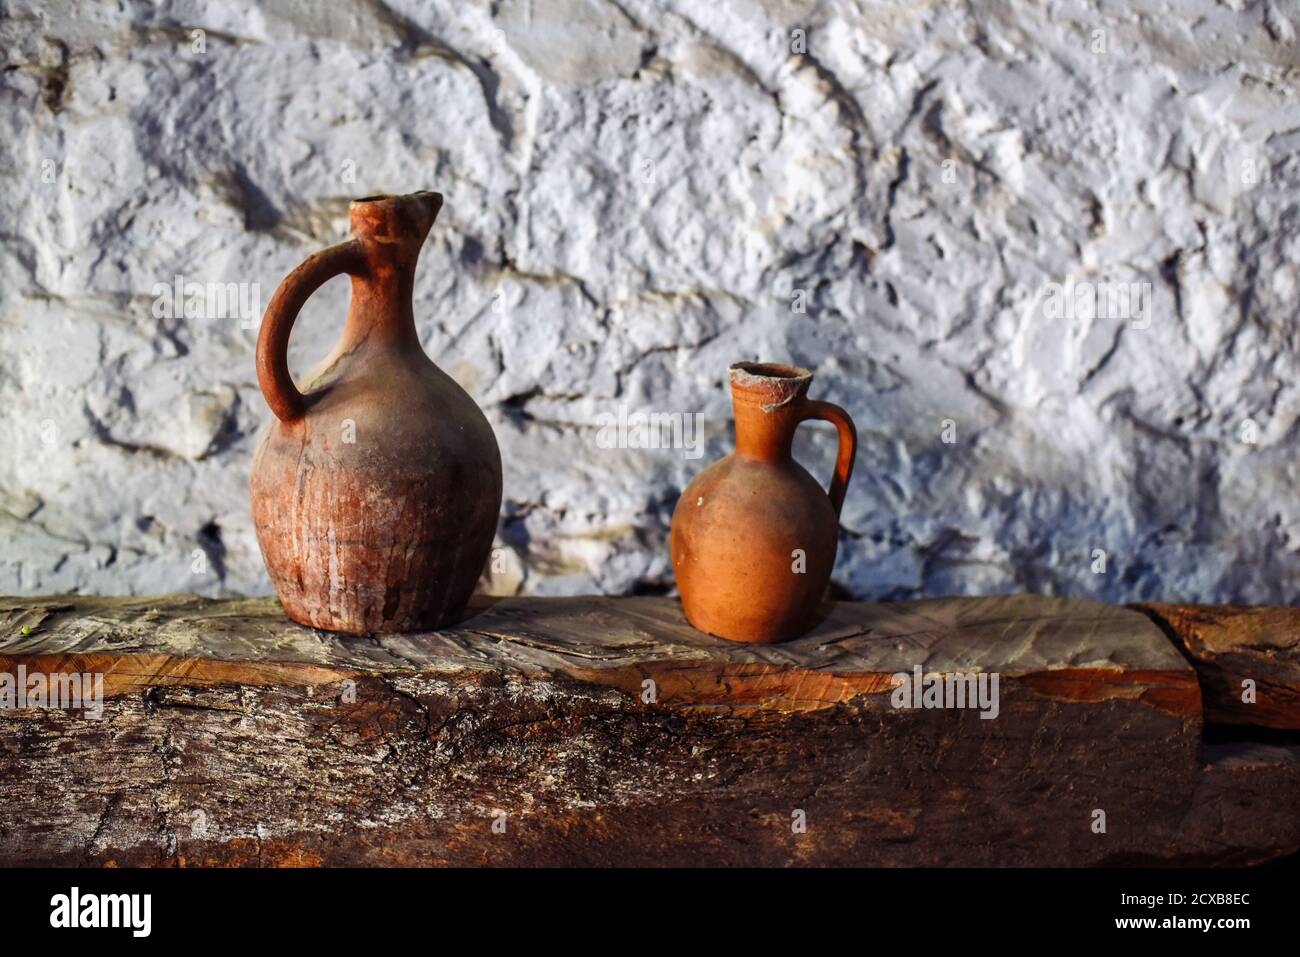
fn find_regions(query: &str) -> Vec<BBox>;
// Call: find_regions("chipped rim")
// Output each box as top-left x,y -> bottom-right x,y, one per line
728,361 -> 813,409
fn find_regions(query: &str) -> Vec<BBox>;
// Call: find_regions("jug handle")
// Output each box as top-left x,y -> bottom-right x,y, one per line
799,400 -> 858,517
256,239 -> 367,422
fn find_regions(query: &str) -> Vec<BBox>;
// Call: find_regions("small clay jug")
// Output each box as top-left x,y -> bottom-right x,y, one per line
670,362 -> 857,643
251,191 -> 502,634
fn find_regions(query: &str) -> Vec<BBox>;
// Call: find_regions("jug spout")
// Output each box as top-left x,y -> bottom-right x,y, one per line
729,362 -> 813,461
349,191 -> 443,251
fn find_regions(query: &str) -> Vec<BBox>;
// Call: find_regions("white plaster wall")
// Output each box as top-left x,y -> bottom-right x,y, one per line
2,0 -> 1299,603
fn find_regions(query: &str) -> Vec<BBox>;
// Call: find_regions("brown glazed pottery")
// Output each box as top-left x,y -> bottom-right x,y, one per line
251,191 -> 502,634
670,362 -> 857,643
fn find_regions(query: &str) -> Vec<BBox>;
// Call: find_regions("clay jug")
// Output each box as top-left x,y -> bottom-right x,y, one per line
251,191 -> 502,634
670,362 -> 857,643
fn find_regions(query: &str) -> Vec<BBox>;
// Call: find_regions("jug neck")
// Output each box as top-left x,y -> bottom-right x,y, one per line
341,192 -> 442,350
729,362 -> 813,463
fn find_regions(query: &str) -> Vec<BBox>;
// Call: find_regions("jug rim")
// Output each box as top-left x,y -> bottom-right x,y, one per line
350,190 -> 443,207
728,362 -> 813,409
728,361 -> 812,382
348,191 -> 443,244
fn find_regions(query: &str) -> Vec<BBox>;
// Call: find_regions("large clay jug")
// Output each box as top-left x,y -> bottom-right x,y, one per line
670,362 -> 857,643
251,191 -> 502,634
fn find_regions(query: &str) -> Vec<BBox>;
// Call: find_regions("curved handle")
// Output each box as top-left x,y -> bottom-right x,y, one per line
799,399 -> 857,517
256,239 -> 366,422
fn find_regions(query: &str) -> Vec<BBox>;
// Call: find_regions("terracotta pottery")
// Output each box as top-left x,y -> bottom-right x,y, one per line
251,191 -> 502,634
670,362 -> 857,643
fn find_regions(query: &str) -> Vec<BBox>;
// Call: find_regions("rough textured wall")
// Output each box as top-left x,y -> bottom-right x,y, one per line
1,0 -> 1298,604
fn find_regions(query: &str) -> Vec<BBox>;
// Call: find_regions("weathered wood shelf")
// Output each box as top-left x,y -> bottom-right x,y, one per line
1,593 -> 1297,866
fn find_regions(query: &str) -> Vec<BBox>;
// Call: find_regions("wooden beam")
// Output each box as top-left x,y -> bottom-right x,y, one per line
0,594 -> 1296,866
1138,603 -> 1300,729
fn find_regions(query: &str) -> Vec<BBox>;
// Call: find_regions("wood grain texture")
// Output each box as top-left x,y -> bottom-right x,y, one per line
0,593 -> 1296,867
1138,603 -> 1300,729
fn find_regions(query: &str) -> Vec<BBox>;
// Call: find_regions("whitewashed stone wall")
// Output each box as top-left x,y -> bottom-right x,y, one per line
2,0 -> 1298,604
